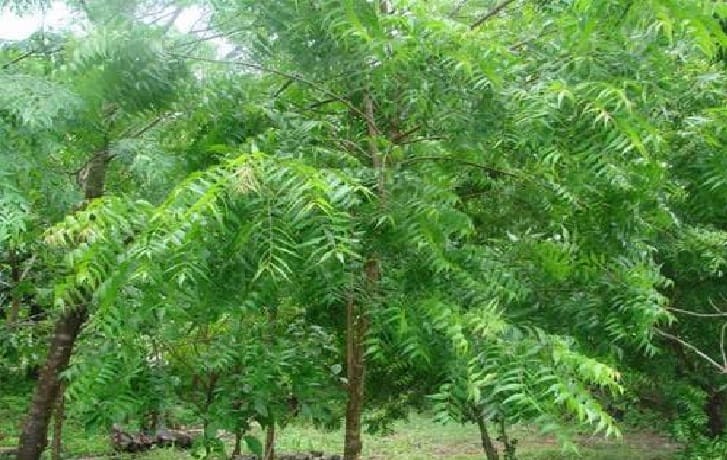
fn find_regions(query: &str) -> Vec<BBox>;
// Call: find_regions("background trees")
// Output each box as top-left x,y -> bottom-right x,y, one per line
4,1 -> 727,460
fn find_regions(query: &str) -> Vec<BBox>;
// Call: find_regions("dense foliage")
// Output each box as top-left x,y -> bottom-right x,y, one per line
4,1 -> 727,459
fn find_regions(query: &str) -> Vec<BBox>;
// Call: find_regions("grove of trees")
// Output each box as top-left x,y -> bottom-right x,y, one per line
3,0 -> 727,459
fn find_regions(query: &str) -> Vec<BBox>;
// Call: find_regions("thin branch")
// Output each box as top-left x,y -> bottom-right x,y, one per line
328,137 -> 371,160
307,98 -> 339,110
0,45 -> 64,69
470,0 -> 517,30
721,323 -> 727,369
655,328 -> 727,373
391,125 -> 422,144
174,30 -> 244,50
509,26 -> 557,53
397,136 -> 448,145
710,298 -> 726,314
272,78 -> 295,98
168,53 -> 375,128
19,255 -> 37,282
118,114 -> 168,140
666,306 -> 727,318
401,155 -> 518,178
1,50 -> 34,69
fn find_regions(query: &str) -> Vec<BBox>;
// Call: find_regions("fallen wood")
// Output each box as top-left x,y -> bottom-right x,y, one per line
111,424 -> 194,452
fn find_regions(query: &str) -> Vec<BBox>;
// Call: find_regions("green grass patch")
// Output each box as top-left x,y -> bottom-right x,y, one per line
221,414 -> 678,460
1,394 -> 678,460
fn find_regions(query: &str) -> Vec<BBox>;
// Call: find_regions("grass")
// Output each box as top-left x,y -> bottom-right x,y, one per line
127,415 -> 678,460
1,393 -> 678,460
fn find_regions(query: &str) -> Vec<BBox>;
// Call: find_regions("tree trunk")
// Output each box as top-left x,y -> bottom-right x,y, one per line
263,423 -> 275,460
232,428 -> 242,457
201,372 -> 219,457
16,307 -> 86,460
6,250 -> 22,324
706,390 -> 725,437
51,384 -> 64,460
476,413 -> 499,460
16,148 -> 109,460
343,290 -> 366,460
343,92 -> 383,460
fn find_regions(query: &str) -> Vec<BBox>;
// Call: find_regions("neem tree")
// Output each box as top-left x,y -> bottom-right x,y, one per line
7,1 -> 727,460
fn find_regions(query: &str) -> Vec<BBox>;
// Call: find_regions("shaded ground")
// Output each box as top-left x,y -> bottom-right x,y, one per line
1,397 -> 679,460
110,416 -> 679,460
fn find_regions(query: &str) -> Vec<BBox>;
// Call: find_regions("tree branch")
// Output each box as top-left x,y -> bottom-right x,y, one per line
470,0 -> 517,30
655,328 -> 727,373
168,53 -> 375,128
1,51 -> 34,69
401,155 -> 518,178
397,136 -> 448,145
666,306 -> 727,318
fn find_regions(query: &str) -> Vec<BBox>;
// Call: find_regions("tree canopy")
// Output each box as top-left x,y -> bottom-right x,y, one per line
4,1 -> 727,459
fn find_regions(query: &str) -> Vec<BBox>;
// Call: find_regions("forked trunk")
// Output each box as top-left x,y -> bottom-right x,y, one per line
16,307 -> 86,460
476,413 -> 499,460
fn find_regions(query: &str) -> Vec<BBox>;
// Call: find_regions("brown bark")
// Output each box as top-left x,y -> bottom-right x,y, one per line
202,372 -> 219,457
476,413 -> 499,460
263,423 -> 275,460
232,428 -> 243,457
343,91 -> 383,460
51,384 -> 64,460
343,291 -> 366,460
6,250 -> 22,324
75,151 -> 110,200
706,390 -> 725,437
16,307 -> 86,460
16,148 -> 109,460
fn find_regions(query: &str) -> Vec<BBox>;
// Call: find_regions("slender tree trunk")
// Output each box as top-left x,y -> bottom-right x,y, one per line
231,398 -> 243,457
263,308 -> 276,460
343,93 -> 383,460
232,428 -> 243,457
263,423 -> 275,460
343,291 -> 366,460
202,372 -> 219,458
476,413 -> 499,460
7,250 -> 22,324
706,390 -> 725,437
51,384 -> 64,460
16,307 -> 86,460
16,149 -> 109,460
